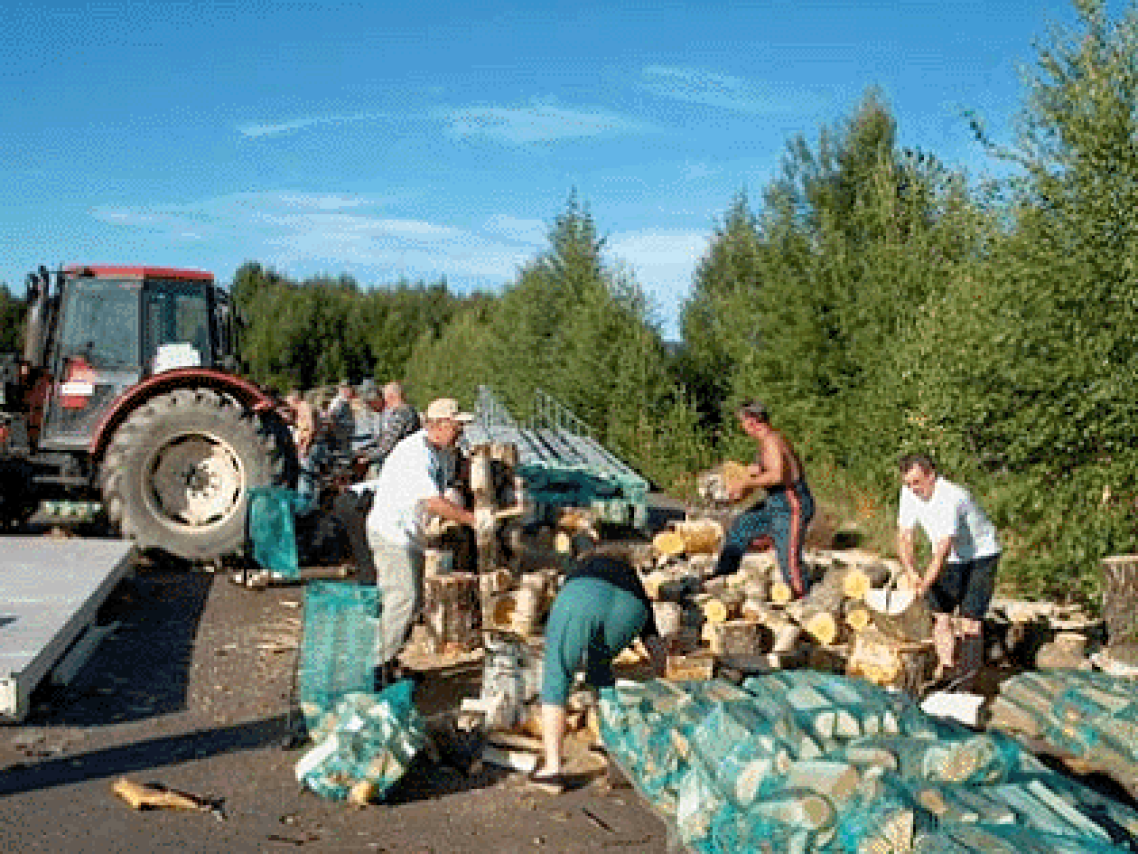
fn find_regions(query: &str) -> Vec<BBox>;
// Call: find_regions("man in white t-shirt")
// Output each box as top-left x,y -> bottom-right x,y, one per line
897,453 -> 1000,687
352,397 -> 493,685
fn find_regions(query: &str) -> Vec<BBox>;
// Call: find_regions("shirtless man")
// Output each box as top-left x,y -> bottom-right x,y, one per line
710,400 -> 815,598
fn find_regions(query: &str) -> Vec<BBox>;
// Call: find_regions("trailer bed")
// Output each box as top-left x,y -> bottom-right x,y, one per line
0,537 -> 134,722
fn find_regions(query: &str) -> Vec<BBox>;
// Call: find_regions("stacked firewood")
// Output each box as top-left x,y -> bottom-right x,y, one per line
641,518 -> 943,691
598,671 -> 1138,853
986,669 -> 1138,801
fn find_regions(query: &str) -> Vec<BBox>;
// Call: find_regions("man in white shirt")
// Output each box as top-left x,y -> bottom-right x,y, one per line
897,453 -> 1000,688
353,398 -> 492,685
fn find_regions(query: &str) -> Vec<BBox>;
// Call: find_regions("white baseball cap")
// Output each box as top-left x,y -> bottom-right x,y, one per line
425,397 -> 474,423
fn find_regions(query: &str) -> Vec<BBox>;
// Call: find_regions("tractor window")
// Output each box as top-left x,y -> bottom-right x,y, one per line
145,280 -> 212,370
56,278 -> 140,368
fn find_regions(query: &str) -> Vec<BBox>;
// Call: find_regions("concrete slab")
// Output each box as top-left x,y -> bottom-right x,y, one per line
0,537 -> 134,722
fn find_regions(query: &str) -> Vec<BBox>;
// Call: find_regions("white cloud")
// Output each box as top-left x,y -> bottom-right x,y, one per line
607,229 -> 711,340
640,65 -> 826,116
92,192 -> 533,285
437,104 -> 653,144
238,113 -> 381,138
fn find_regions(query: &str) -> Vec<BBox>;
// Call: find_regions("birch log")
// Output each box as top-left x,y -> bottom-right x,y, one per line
1101,555 -> 1138,649
706,619 -> 774,656
425,573 -> 482,653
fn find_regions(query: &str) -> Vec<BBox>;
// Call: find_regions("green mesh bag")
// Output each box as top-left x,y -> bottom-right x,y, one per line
298,581 -> 379,731
294,681 -> 425,802
247,485 -> 310,579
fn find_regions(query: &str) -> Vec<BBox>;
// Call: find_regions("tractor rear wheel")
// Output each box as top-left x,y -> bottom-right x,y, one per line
100,388 -> 294,561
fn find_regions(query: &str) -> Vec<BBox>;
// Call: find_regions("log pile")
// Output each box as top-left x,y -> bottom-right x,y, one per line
597,672 -> 1138,853
639,526 -> 947,692
987,669 -> 1138,801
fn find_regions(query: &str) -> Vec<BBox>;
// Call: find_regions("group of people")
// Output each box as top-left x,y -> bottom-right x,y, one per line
710,401 -> 1000,693
283,384 -> 1001,792
283,380 -> 422,500
529,400 -> 1001,788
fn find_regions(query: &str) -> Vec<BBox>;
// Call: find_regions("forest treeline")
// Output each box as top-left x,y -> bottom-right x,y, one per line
3,1 -> 1135,602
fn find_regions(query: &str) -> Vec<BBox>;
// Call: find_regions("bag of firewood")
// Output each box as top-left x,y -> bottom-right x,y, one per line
294,680 -> 425,804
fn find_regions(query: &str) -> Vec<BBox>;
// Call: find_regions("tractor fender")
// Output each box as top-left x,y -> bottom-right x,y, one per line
90,368 -> 279,460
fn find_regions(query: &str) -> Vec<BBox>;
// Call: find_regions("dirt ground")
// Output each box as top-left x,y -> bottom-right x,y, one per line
0,553 -> 673,854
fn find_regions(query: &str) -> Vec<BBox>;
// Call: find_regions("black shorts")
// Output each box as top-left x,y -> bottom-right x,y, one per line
927,554 -> 999,618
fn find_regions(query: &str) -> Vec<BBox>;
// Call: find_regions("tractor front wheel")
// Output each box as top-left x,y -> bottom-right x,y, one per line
100,388 -> 293,561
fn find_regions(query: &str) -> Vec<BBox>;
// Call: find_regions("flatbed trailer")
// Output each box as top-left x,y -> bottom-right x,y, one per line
0,537 -> 134,722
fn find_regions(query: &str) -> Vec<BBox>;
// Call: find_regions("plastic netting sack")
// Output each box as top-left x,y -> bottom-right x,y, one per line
298,581 -> 379,731
294,680 -> 425,802
247,486 -> 311,579
600,674 -> 1138,854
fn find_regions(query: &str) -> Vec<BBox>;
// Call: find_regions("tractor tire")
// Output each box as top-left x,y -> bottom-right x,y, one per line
99,388 -> 296,562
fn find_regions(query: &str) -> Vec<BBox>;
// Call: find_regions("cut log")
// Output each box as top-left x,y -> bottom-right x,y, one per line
846,627 -> 935,695
772,619 -> 804,654
511,574 -> 548,637
865,588 -> 933,642
650,601 -> 682,638
424,573 -> 481,654
841,563 -> 891,599
719,459 -> 753,495
491,441 -> 519,468
802,611 -> 842,647
652,519 -> 725,558
738,601 -> 802,653
652,529 -> 686,558
469,448 -> 495,500
665,651 -> 716,681
702,590 -> 745,624
706,619 -> 774,657
844,602 -> 872,633
480,567 -> 515,598
770,580 -> 794,605
784,579 -> 847,646
1035,632 -> 1089,670
673,519 -> 724,555
486,592 -> 517,632
749,789 -> 836,832
784,760 -> 861,805
1101,555 -> 1138,648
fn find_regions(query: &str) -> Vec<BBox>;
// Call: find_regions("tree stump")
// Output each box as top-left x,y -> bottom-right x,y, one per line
1101,555 -> 1138,649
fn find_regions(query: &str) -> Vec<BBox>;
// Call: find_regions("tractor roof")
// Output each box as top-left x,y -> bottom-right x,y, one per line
63,264 -> 214,282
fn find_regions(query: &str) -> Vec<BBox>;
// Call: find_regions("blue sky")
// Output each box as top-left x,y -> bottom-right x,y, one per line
1,0 -> 1106,339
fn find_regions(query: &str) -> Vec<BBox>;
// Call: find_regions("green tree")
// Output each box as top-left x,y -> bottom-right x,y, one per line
679,191 -> 764,431
406,194 -> 703,488
908,0 -> 1138,599
0,283 -> 26,353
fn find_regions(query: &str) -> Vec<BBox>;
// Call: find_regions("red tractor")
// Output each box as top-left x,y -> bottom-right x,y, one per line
0,264 -> 297,561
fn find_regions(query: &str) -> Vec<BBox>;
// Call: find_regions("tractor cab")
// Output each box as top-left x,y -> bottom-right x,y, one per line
3,262 -> 291,560
37,265 -> 233,451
